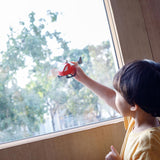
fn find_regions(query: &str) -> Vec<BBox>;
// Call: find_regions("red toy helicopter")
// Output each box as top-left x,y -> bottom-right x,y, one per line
58,57 -> 82,78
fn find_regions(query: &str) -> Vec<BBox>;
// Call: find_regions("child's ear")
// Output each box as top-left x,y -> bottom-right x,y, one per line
130,104 -> 139,111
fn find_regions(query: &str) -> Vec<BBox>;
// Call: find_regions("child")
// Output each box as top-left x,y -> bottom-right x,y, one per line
73,59 -> 160,160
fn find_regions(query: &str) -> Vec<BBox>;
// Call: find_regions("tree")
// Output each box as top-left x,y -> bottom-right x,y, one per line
0,10 -> 118,143
0,10 -> 70,142
87,41 -> 118,119
52,41 -> 117,126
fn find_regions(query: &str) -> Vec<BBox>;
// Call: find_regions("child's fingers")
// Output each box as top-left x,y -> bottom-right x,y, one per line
105,146 -> 121,160
110,145 -> 119,156
71,61 -> 78,65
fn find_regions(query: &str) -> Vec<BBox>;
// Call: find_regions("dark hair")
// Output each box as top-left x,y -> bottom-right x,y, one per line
113,59 -> 160,117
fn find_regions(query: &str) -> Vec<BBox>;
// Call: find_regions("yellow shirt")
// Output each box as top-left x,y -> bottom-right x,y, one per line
120,117 -> 160,160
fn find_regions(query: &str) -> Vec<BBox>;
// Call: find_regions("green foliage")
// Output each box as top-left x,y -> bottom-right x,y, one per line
0,10 -> 69,142
0,10 -> 117,143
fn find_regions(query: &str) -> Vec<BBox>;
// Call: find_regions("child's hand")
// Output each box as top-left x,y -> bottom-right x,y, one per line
71,62 -> 87,82
105,146 -> 121,160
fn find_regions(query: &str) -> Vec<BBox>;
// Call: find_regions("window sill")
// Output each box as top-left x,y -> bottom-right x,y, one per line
0,117 -> 124,150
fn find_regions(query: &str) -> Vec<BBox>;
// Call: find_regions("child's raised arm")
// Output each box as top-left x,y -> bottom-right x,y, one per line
73,62 -> 119,113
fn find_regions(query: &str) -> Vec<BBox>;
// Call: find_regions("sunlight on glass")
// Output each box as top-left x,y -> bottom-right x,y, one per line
0,0 -> 120,144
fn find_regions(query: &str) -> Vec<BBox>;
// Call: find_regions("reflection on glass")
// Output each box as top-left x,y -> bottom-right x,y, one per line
0,0 -> 120,144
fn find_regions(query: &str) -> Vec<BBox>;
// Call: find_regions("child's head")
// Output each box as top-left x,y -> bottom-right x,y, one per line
113,59 -> 160,117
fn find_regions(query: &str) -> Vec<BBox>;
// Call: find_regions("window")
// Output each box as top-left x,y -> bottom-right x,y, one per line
0,0 -> 120,144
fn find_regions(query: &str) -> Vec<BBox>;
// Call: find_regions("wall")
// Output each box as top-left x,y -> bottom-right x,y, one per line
139,0 -> 160,62
104,0 -> 160,64
1,0 -> 160,159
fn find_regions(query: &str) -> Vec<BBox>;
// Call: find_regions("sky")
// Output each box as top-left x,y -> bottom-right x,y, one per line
0,0 -> 113,50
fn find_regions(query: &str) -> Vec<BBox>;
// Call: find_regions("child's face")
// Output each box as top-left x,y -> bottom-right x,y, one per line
115,91 -> 132,116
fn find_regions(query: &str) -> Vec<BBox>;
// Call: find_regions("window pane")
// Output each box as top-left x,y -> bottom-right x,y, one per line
0,0 -> 120,144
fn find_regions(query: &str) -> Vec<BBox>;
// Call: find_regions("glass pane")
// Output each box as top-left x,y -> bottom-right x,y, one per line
0,0 -> 120,144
